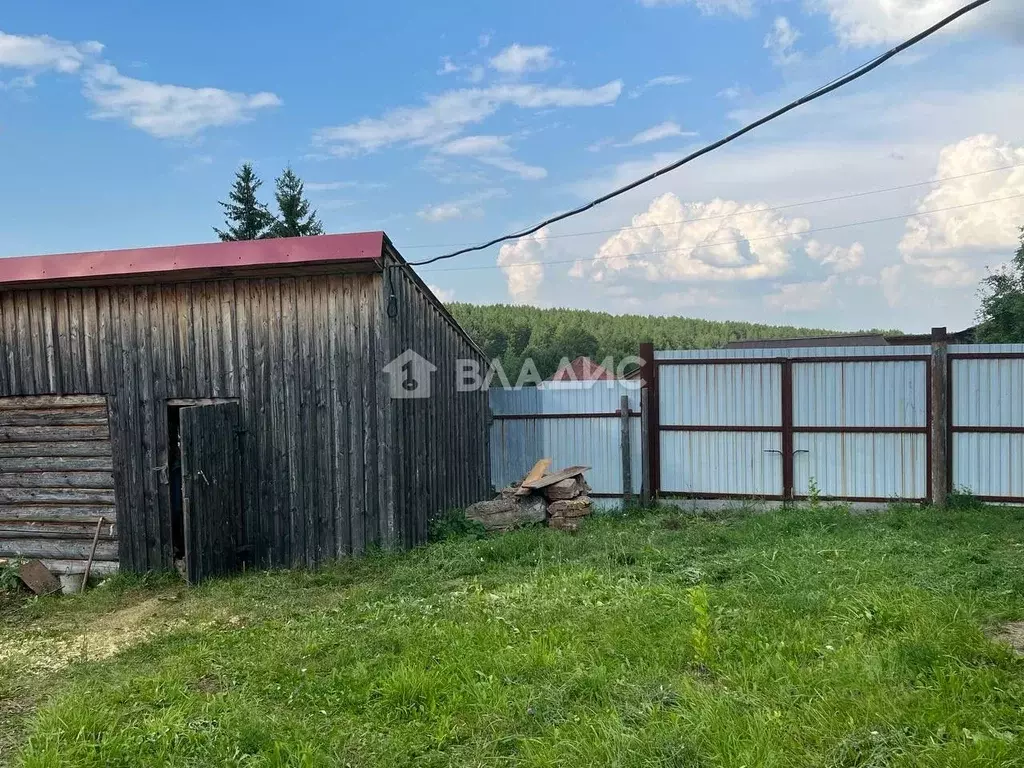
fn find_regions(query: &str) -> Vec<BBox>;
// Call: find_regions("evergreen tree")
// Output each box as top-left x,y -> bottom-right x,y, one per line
976,228 -> 1024,342
214,163 -> 275,241
269,167 -> 324,238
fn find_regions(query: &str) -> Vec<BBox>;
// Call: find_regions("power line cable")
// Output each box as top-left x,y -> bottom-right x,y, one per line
397,162 -> 1023,250
418,192 -> 1024,273
404,0 -> 994,268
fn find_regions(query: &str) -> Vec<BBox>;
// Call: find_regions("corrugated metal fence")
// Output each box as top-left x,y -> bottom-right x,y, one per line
654,346 -> 932,502
949,344 -> 1024,502
488,342 -> 1024,506
489,381 -> 642,501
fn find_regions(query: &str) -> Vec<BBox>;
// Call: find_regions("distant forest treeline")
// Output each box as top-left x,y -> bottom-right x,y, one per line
446,303 -> 873,379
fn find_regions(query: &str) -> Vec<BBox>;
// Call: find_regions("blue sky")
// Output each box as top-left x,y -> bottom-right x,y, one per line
1,0 -> 1022,332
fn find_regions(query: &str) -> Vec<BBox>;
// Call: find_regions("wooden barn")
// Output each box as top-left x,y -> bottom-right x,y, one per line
0,232 -> 490,582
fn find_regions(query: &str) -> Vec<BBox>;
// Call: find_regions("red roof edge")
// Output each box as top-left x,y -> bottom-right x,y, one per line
0,231 -> 386,286
549,356 -> 616,382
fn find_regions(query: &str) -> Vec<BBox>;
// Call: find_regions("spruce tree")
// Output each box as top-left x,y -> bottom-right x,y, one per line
269,168 -> 324,238
214,163 -> 275,241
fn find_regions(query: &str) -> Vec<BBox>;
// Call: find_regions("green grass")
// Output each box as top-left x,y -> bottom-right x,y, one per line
5,504 -> 1024,766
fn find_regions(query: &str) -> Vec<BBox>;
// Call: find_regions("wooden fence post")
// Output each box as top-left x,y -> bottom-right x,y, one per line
620,394 -> 633,505
640,388 -> 651,506
639,342 -> 658,504
930,326 -> 950,506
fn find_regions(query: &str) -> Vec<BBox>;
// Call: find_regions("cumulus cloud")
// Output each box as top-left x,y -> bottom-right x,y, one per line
815,0 -> 1022,47
637,0 -> 754,17
0,30 -> 102,75
764,275 -> 838,311
584,193 -> 812,283
427,283 -> 455,302
489,44 -> 555,74
620,121 -> 695,146
899,134 -> 1024,284
629,74 -> 690,99
437,56 -> 459,75
497,229 -> 549,301
764,17 -> 801,66
82,63 -> 281,139
805,239 -> 865,273
314,81 -> 622,155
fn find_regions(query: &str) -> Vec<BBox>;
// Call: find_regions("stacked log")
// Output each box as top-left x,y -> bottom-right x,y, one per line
465,461 -> 592,532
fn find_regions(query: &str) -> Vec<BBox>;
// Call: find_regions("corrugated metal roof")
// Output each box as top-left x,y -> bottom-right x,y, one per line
0,231 -> 385,286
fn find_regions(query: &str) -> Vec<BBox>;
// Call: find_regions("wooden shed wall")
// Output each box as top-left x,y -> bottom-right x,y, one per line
0,273 -> 392,572
386,263 -> 490,547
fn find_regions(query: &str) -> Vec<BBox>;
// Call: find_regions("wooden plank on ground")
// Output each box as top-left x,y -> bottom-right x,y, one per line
27,558 -> 119,576
520,466 -> 591,491
18,559 -> 61,595
515,458 -> 553,495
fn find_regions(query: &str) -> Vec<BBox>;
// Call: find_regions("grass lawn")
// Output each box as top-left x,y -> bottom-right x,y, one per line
4,503 -> 1024,766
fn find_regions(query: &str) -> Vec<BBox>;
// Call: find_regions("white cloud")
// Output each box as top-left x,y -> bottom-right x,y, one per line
764,17 -> 801,66
805,239 -> 865,273
314,81 -> 621,155
417,188 -> 505,222
0,31 -> 102,75
620,121 -> 695,146
629,74 -> 691,99
901,137 -> 1019,268
637,0 -> 754,17
478,33 -> 492,49
427,283 -> 456,302
814,0 -> 1022,47
584,193 -> 812,283
497,228 -> 549,301
880,265 -> 903,307
440,134 -> 510,156
437,56 -> 459,75
764,275 -> 838,311
489,44 -> 555,74
82,63 -> 281,139
436,134 -> 547,180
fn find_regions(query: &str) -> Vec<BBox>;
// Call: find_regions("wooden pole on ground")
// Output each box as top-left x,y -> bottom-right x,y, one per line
81,517 -> 104,592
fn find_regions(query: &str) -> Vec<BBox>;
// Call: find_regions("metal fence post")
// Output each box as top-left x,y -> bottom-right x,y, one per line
930,326 -> 950,506
640,388 -> 651,506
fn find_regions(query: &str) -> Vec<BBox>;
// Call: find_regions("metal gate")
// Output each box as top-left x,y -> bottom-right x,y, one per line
643,346 -> 932,502
180,402 -> 242,583
949,347 -> 1024,503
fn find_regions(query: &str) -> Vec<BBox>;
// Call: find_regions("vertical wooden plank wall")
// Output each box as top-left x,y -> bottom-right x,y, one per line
0,272 -> 388,572
384,262 -> 491,547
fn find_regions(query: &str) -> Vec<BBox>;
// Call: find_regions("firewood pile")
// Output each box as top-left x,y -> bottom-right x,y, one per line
466,459 -> 593,532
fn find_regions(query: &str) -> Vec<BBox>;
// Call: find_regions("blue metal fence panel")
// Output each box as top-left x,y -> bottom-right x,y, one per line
489,382 -> 642,500
792,360 -> 927,428
659,363 -> 781,426
660,431 -> 783,496
949,345 -> 1024,499
952,433 -> 1024,498
793,433 -> 927,499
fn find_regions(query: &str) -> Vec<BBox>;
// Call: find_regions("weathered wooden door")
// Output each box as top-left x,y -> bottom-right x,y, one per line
180,403 -> 242,584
